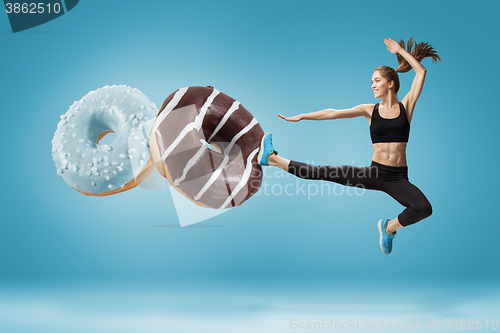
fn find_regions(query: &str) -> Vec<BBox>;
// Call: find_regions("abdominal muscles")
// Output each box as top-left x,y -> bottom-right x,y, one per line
372,142 -> 407,167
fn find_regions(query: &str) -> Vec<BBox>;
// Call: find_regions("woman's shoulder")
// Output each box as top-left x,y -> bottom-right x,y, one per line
364,103 -> 377,117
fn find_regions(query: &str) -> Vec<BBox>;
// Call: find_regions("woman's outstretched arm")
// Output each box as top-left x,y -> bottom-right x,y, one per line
278,104 -> 371,122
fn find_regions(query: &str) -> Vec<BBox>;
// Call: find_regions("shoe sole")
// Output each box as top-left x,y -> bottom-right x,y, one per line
257,132 -> 268,165
377,219 -> 389,255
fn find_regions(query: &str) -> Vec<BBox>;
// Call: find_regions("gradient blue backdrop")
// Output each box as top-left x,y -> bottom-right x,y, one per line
1,0 -> 499,332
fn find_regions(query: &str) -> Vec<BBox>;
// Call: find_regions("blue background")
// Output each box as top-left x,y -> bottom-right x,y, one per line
1,0 -> 499,332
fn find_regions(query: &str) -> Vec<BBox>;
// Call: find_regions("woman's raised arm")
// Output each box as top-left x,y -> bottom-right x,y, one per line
385,37 -> 427,122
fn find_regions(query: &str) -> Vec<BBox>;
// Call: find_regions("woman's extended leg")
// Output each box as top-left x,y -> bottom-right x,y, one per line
269,153 -> 383,192
284,159 -> 384,190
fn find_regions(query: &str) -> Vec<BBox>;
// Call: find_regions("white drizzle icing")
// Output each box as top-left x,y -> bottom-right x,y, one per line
218,147 -> 260,209
193,117 -> 258,201
160,89 -> 220,161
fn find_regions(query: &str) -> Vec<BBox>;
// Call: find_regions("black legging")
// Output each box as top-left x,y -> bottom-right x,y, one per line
287,160 -> 432,226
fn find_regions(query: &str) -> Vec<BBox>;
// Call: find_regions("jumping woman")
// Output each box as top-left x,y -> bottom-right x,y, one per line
257,37 -> 441,254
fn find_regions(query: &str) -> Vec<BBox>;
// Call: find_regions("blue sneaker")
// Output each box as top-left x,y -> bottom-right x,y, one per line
257,132 -> 278,166
377,219 -> 396,254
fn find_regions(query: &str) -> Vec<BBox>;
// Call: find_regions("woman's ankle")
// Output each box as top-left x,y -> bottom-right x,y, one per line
268,152 -> 278,165
268,154 -> 290,171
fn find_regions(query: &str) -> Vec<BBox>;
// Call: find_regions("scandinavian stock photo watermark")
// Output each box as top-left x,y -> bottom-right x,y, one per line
253,161 -> 376,200
289,318 -> 499,330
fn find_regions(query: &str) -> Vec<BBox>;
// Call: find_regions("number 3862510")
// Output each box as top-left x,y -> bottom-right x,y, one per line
5,3 -> 62,14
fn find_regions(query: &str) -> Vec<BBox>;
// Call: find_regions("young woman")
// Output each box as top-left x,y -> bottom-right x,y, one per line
257,37 -> 441,254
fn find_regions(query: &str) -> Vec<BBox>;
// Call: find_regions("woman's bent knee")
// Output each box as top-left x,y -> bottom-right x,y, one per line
416,202 -> 433,220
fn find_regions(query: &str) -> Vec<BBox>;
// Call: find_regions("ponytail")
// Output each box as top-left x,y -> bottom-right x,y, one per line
395,37 -> 441,73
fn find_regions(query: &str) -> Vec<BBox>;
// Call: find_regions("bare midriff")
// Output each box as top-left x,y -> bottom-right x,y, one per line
372,142 -> 407,167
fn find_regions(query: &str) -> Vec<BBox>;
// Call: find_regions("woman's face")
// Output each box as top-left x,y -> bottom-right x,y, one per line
371,71 -> 392,98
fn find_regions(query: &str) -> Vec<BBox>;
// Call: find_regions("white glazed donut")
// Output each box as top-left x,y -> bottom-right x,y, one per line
52,85 -> 158,196
150,86 -> 264,209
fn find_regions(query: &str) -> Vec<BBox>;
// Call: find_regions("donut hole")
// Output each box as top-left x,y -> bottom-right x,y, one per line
97,131 -> 116,145
199,138 -> 221,153
88,113 -> 120,147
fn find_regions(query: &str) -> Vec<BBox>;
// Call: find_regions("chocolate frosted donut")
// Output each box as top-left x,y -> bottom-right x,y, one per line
150,86 -> 264,209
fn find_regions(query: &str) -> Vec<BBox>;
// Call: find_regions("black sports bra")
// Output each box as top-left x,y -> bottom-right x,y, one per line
370,102 -> 410,143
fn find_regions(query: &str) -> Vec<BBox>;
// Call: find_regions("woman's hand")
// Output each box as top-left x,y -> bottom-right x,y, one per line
278,113 -> 302,122
384,38 -> 402,54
